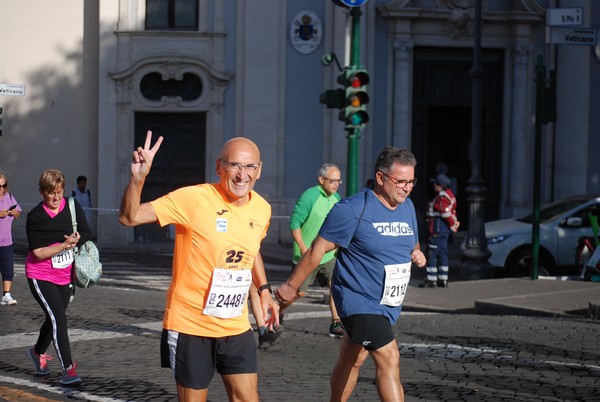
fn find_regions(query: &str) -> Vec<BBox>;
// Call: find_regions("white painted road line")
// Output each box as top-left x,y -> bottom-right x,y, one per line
0,375 -> 129,402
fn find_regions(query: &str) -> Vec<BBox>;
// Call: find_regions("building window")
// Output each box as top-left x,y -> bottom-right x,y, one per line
140,72 -> 203,101
146,0 -> 198,31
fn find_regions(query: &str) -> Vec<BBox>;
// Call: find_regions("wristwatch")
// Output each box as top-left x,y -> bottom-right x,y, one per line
257,283 -> 273,294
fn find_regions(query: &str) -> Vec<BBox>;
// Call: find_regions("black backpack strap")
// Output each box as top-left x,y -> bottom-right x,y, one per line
338,192 -> 369,255
350,191 -> 368,241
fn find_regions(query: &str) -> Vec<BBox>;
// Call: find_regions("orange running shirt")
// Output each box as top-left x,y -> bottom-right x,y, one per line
150,183 -> 271,338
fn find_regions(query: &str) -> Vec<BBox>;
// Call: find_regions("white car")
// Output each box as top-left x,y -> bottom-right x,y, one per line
485,196 -> 600,277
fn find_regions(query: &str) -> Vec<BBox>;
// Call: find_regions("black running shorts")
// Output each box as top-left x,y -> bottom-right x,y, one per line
341,314 -> 395,351
160,328 -> 257,389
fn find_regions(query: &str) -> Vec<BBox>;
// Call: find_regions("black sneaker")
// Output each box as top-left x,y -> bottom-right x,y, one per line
418,280 -> 437,288
258,330 -> 281,350
274,312 -> 285,333
328,321 -> 345,338
437,280 -> 448,288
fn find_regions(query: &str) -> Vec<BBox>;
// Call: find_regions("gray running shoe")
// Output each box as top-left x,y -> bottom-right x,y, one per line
60,363 -> 82,385
27,347 -> 52,376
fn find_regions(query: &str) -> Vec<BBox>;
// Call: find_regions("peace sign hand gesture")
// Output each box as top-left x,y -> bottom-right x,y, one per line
131,130 -> 164,180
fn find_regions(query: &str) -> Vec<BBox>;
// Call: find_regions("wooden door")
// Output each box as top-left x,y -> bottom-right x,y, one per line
133,112 -> 207,242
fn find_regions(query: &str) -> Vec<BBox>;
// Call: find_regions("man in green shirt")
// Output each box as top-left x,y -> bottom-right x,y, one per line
286,163 -> 344,338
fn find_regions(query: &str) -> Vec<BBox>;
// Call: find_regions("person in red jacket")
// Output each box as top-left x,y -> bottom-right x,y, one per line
420,174 -> 459,288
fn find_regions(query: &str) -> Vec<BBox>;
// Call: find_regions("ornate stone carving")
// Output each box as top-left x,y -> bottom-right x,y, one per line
448,7 -> 474,37
393,39 -> 413,62
115,80 -> 131,107
438,0 -> 476,38
162,61 -> 185,80
511,44 -> 531,65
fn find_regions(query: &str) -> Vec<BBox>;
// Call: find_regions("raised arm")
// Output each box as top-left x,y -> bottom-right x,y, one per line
119,130 -> 163,226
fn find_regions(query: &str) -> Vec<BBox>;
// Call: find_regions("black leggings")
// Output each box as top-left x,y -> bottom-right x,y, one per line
28,278 -> 73,371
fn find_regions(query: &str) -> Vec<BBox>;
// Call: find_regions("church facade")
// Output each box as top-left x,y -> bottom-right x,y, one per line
1,0 -> 598,245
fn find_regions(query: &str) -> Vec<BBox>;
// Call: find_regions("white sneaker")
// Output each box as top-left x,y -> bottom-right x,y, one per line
1,293 -> 17,305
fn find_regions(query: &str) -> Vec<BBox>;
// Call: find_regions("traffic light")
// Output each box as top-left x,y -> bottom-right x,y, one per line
319,52 -> 345,110
338,69 -> 369,129
319,88 -> 345,109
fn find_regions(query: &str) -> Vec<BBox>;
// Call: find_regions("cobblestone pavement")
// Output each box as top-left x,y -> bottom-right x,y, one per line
0,249 -> 599,401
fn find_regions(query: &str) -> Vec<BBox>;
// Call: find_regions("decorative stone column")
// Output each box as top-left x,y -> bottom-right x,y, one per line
508,44 -> 532,211
391,39 -> 413,148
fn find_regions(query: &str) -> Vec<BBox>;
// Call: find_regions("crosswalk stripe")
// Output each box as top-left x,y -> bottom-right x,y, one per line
0,376 -> 128,402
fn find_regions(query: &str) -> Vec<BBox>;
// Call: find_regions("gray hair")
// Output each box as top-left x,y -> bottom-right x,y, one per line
318,163 -> 339,178
374,147 -> 417,175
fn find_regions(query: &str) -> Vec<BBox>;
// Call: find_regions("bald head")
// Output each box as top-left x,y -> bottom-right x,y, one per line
220,137 -> 261,162
216,137 -> 262,206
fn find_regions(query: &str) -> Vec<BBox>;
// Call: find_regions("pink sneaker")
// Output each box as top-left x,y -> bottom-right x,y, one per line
27,347 -> 52,375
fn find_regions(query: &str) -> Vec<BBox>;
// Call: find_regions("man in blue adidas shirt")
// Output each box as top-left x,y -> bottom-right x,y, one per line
277,146 -> 426,402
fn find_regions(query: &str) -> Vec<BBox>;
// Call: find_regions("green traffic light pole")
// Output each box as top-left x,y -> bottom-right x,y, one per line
346,6 -> 362,196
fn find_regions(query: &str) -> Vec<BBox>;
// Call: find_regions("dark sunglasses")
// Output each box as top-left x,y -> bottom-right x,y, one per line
0,184 -> 7,188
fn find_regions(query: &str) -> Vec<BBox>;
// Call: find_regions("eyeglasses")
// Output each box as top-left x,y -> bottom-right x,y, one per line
323,178 -> 342,185
219,159 -> 261,172
0,184 -> 7,189
46,190 -> 64,197
380,172 -> 417,188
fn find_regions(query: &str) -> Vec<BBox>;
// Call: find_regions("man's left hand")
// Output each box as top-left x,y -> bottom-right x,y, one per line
261,293 -> 281,330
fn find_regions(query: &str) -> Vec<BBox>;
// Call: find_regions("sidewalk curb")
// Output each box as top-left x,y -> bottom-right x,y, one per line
473,300 -> 585,318
590,300 -> 600,319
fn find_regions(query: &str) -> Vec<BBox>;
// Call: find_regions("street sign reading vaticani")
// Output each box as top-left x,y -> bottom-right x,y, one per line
0,83 -> 26,96
549,28 -> 597,46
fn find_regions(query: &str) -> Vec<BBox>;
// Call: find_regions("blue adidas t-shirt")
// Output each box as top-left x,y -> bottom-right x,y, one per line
319,190 -> 419,324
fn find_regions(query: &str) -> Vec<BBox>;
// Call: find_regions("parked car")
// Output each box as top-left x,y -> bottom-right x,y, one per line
484,196 -> 600,277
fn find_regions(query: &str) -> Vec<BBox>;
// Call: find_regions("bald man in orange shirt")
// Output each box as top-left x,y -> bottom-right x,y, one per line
120,131 -> 279,402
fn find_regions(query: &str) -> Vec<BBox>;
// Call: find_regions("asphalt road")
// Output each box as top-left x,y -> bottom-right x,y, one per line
0,251 -> 599,401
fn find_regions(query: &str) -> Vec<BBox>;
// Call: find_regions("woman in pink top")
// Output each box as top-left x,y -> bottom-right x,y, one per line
25,169 -> 91,386
0,172 -> 21,305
